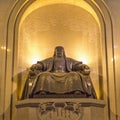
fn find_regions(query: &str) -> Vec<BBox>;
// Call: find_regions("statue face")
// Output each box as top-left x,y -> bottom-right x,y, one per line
54,46 -> 65,57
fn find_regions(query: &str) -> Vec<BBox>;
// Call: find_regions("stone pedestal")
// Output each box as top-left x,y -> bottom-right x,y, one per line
16,98 -> 105,120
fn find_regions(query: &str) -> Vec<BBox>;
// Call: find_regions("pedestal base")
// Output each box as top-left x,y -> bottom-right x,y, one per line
16,98 -> 105,120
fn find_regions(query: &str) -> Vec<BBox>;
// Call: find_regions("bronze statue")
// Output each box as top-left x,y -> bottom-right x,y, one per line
21,46 -> 96,99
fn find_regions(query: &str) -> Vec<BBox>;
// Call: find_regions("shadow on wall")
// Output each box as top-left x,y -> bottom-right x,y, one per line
17,69 -> 29,100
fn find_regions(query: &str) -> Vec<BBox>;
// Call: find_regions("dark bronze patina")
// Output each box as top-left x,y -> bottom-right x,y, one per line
21,46 -> 96,99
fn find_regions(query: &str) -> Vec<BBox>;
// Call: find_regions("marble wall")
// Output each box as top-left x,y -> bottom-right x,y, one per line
0,0 -> 120,120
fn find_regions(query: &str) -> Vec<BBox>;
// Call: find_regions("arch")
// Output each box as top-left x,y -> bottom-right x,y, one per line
4,0 -> 116,120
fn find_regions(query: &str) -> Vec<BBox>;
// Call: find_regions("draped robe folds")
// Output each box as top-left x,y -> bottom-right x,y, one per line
27,57 -> 96,99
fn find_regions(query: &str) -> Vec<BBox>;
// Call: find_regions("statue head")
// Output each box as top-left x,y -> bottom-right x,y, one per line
54,46 -> 66,57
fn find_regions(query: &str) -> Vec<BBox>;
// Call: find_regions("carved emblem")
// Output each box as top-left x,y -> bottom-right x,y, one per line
37,102 -> 83,120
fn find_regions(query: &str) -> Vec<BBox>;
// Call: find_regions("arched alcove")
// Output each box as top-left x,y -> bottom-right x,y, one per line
4,0 -> 116,120
18,3 -> 101,99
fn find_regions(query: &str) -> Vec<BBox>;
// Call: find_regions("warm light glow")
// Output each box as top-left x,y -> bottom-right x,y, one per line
27,50 -> 43,66
79,56 -> 88,64
111,56 -> 117,62
1,46 -> 6,50
29,82 -> 33,86
1,46 -> 10,52
19,0 -> 100,68
20,0 -> 100,27
73,49 -> 91,65
31,57 -> 40,64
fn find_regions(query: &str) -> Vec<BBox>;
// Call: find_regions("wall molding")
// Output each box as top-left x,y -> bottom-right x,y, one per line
3,0 -> 115,120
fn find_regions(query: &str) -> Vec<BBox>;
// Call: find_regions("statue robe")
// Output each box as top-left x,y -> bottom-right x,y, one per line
28,57 -> 96,98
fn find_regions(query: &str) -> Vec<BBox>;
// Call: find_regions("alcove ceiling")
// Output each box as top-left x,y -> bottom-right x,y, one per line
20,0 -> 100,26
19,3 -> 100,67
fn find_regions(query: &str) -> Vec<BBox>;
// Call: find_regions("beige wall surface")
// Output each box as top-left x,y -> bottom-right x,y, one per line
105,0 -> 120,119
0,0 -> 120,120
0,0 -> 16,120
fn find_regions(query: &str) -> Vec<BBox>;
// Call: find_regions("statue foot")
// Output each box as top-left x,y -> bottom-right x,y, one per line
74,90 -> 82,95
39,91 -> 47,95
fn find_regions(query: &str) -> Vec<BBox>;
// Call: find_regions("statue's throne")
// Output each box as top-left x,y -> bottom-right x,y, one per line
16,46 -> 105,120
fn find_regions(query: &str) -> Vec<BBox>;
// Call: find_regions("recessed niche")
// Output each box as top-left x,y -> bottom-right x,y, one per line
18,4 -> 102,99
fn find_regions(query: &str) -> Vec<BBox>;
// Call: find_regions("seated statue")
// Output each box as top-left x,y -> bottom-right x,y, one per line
21,46 -> 96,99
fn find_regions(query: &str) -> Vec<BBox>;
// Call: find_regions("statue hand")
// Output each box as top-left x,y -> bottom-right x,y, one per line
30,63 -> 43,71
29,70 -> 36,76
74,64 -> 90,75
29,63 -> 43,76
79,64 -> 90,75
